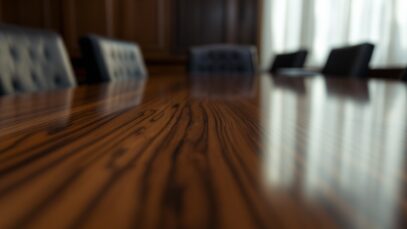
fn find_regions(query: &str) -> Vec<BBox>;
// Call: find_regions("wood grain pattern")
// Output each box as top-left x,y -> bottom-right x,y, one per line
0,74 -> 407,229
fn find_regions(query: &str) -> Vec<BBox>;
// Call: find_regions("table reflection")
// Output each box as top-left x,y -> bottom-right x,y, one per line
272,77 -> 307,95
261,76 -> 407,229
325,78 -> 370,103
0,89 -> 74,137
189,75 -> 257,99
85,79 -> 147,113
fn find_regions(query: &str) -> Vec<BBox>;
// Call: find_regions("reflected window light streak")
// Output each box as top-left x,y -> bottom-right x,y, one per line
338,100 -> 356,196
262,76 -> 298,188
268,89 -> 287,186
262,76 -> 407,229
304,78 -> 327,195
307,80 -> 406,229
261,75 -> 272,173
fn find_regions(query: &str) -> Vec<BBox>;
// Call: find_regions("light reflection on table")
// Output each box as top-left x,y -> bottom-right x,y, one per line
261,76 -> 407,229
189,75 -> 257,99
92,79 -> 147,113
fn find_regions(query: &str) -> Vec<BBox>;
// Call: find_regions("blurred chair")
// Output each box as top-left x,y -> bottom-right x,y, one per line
270,50 -> 308,73
80,35 -> 147,83
188,45 -> 257,75
0,24 -> 76,96
322,43 -> 375,77
401,68 -> 407,82
277,43 -> 375,78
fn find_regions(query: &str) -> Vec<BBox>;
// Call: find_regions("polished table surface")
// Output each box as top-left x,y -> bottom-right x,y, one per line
0,74 -> 406,229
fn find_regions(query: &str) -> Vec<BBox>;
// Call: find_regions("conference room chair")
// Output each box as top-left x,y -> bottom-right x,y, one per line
188,45 -> 257,75
270,50 -> 308,73
79,35 -> 148,83
0,24 -> 77,96
322,43 -> 375,77
401,68 -> 407,82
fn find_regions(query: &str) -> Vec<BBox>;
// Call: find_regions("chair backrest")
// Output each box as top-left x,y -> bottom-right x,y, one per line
270,50 -> 308,73
401,68 -> 407,82
188,45 -> 257,75
322,43 -> 375,77
80,35 -> 147,83
0,24 -> 76,96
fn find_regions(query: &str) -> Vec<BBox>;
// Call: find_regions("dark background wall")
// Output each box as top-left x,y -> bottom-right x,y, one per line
0,0 -> 260,75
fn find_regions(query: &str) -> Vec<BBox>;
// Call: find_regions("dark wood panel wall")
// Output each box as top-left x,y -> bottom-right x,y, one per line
0,0 -> 259,74
174,0 -> 258,53
0,0 -> 62,31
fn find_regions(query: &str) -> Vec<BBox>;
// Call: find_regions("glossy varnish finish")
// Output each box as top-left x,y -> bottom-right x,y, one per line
0,75 -> 407,229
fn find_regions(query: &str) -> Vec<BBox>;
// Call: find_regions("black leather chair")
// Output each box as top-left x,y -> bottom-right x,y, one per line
401,68 -> 407,82
188,45 -> 257,75
321,43 -> 375,77
80,35 -> 147,83
0,24 -> 76,96
270,50 -> 308,73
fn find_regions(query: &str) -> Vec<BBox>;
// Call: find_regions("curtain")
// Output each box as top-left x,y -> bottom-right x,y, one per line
260,0 -> 407,70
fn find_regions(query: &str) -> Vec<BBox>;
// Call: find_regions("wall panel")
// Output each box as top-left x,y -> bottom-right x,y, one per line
114,0 -> 171,59
0,0 -> 259,73
61,0 -> 113,56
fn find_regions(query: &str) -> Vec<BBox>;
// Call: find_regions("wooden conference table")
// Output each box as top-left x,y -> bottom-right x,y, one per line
0,74 -> 406,229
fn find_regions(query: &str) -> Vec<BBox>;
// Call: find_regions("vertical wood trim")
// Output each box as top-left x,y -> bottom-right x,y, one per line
165,0 -> 176,53
124,0 -> 135,40
225,0 -> 238,43
42,0 -> 51,28
61,0 -> 113,55
0,0 -> 3,21
105,0 -> 114,37
157,0 -> 166,49
257,0 -> 264,64
61,0 -> 77,54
